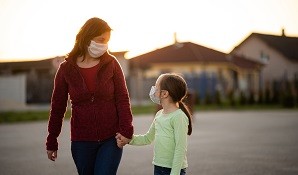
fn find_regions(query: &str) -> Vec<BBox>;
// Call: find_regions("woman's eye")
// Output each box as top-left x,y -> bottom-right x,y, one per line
96,39 -> 104,43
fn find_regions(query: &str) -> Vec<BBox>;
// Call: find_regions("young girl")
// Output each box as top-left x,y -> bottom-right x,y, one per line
117,73 -> 192,175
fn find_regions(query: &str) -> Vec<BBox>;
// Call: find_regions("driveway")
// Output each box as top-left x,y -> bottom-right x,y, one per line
0,111 -> 298,175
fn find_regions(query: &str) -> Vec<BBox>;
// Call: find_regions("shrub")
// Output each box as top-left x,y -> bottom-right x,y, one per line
258,90 -> 264,104
281,91 -> 295,108
228,90 -> 236,106
215,90 -> 222,106
248,90 -> 255,105
239,91 -> 247,105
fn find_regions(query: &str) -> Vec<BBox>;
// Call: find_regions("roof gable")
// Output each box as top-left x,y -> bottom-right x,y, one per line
234,32 -> 298,61
130,42 -> 228,66
130,42 -> 262,70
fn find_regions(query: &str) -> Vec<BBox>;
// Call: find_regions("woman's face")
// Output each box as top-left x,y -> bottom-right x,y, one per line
92,31 -> 111,44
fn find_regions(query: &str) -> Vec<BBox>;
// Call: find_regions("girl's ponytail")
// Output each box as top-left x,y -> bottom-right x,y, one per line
178,101 -> 192,135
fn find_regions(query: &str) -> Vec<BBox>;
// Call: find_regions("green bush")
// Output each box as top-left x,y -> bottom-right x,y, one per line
239,91 -> 247,105
228,90 -> 236,106
281,91 -> 295,108
265,88 -> 271,104
215,90 -> 222,106
205,91 -> 212,105
248,90 -> 255,105
258,90 -> 264,104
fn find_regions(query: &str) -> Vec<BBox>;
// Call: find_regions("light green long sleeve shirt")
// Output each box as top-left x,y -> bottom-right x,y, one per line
129,109 -> 189,175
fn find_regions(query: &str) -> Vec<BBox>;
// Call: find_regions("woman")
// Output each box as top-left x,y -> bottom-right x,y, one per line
46,17 -> 133,175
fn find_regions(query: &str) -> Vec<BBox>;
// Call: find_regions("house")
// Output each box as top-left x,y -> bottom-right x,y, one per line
128,41 -> 263,104
0,57 -> 64,105
0,51 -> 128,109
231,29 -> 298,86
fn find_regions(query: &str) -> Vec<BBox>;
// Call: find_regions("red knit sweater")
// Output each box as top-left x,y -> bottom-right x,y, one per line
46,52 -> 133,151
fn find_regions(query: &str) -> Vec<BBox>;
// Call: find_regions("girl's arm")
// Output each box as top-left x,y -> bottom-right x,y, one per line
129,119 -> 156,146
171,114 -> 189,175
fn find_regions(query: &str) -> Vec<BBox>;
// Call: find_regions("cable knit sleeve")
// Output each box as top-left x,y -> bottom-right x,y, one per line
46,63 -> 68,151
113,59 -> 134,139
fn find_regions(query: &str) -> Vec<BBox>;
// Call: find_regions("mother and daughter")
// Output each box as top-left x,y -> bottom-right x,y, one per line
46,17 -> 192,175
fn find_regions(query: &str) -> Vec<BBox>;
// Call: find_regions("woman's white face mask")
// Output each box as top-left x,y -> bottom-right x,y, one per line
88,40 -> 108,58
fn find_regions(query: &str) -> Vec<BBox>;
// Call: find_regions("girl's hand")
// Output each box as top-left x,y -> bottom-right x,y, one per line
47,150 -> 57,161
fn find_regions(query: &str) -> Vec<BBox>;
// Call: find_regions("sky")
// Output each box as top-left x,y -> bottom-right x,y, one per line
0,0 -> 297,62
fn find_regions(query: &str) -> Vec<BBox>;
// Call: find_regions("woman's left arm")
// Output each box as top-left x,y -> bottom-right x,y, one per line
113,59 -> 133,139
171,114 -> 189,175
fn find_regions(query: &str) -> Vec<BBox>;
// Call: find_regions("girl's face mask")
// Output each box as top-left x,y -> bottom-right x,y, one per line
149,86 -> 161,105
88,40 -> 108,58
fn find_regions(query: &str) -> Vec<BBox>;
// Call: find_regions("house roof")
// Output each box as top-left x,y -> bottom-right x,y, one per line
0,57 -> 56,70
234,32 -> 298,61
130,42 -> 262,70
131,42 -> 227,65
227,54 -> 264,70
0,51 -> 126,71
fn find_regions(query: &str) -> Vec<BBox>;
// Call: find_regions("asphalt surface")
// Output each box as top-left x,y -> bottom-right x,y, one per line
0,111 -> 298,175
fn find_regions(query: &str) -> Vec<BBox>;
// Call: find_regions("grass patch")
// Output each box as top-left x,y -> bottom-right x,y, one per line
0,104 -> 297,124
0,110 -> 71,124
195,104 -> 298,111
131,104 -> 156,115
0,105 -> 155,124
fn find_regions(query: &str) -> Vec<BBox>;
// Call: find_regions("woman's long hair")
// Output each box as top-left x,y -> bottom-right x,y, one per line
159,73 -> 193,135
66,17 -> 111,61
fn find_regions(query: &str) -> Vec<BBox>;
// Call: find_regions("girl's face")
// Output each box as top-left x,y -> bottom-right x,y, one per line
154,76 -> 163,98
154,75 -> 168,99
92,31 -> 111,44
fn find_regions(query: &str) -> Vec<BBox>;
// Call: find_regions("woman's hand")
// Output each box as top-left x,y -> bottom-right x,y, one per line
115,133 -> 131,148
47,150 -> 57,161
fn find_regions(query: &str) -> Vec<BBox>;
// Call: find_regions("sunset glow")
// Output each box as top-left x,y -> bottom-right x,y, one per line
0,0 -> 297,62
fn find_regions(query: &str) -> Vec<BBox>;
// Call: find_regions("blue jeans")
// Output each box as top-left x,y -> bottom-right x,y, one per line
71,137 -> 122,175
154,165 -> 186,175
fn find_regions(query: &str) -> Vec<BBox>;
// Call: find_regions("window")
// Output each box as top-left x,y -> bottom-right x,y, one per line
260,51 -> 270,64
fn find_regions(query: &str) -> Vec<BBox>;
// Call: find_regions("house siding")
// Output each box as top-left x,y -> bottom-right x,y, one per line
128,61 -> 260,103
233,36 -> 298,82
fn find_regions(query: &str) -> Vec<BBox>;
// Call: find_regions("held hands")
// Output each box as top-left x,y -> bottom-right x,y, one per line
46,134 -> 129,161
115,133 -> 131,148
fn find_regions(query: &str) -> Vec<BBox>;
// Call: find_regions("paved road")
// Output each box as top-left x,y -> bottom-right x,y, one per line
0,111 -> 298,175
